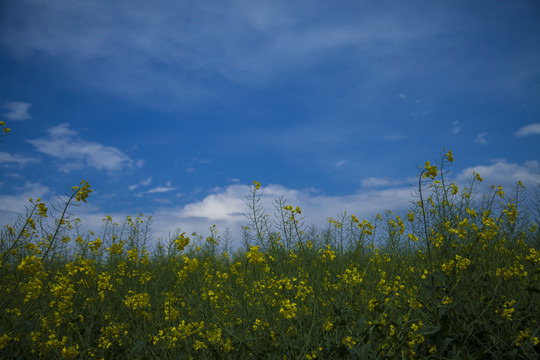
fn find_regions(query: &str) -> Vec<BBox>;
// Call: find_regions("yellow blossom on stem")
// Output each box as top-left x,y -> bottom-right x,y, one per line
445,149 -> 454,162
422,161 -> 438,179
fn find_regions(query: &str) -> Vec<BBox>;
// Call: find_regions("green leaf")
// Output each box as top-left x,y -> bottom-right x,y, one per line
350,342 -> 372,360
414,325 -> 440,336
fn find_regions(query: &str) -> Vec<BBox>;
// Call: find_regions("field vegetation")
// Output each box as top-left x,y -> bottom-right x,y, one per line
0,128 -> 539,359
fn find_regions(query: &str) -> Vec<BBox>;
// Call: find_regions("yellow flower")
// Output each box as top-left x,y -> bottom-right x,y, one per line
72,180 -> 93,202
342,336 -> 357,349
62,344 -> 80,358
89,238 -> 102,252
175,232 -> 190,252
253,180 -> 261,190
445,149 -> 454,162
324,319 -> 334,331
422,161 -> 438,179
0,334 -> 12,350
497,300 -> 516,321
36,202 -> 48,217
442,296 -> 452,305
246,246 -> 266,265
279,299 -> 297,319
123,291 -> 151,311
473,171 -> 483,182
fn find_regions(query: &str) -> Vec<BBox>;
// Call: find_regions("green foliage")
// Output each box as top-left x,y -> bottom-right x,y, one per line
1,151 -> 539,359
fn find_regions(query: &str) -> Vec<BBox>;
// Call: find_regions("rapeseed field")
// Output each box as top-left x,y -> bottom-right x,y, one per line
1,142 -> 539,358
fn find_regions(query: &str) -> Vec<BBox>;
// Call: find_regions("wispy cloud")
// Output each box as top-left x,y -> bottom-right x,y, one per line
3,101 -> 32,120
186,157 -> 212,173
129,177 -> 153,191
515,123 -> 540,137
409,108 -> 434,118
0,152 -> 39,167
147,186 -> 176,194
361,177 -> 405,188
382,134 -> 405,141
26,123 -> 136,173
474,132 -> 489,145
452,120 -> 461,135
0,1 -> 483,107
142,177 -> 153,186
398,93 -> 407,100
335,160 -> 348,167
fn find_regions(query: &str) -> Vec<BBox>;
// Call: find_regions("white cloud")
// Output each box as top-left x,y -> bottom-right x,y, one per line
144,182 -> 414,249
141,177 -> 153,186
0,152 -> 39,167
455,159 -> 539,191
452,120 -> 461,135
515,123 -> 540,137
144,160 -> 540,248
335,160 -> 348,167
26,123 -> 136,173
147,186 -> 176,194
474,132 -> 489,145
129,177 -> 153,191
0,181 -> 50,226
3,101 -> 32,120
361,177 -> 405,188
0,178 -> 414,250
398,93 -> 407,100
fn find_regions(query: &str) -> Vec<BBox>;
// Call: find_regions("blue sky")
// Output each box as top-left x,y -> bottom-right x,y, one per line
1,0 -> 539,247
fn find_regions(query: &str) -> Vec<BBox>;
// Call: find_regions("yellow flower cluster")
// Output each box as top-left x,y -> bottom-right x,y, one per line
318,245 -> 336,262
246,245 -> 266,265
71,180 -> 92,202
442,254 -> 472,275
339,266 -> 364,287
0,120 -> 11,133
123,291 -> 151,311
17,255 -> 43,274
175,232 -> 190,252
497,300 -> 517,321
422,161 -> 438,179
279,299 -> 298,319
514,328 -> 540,347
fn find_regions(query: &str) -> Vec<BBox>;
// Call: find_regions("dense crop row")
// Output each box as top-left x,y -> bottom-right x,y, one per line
1,151 -> 539,359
